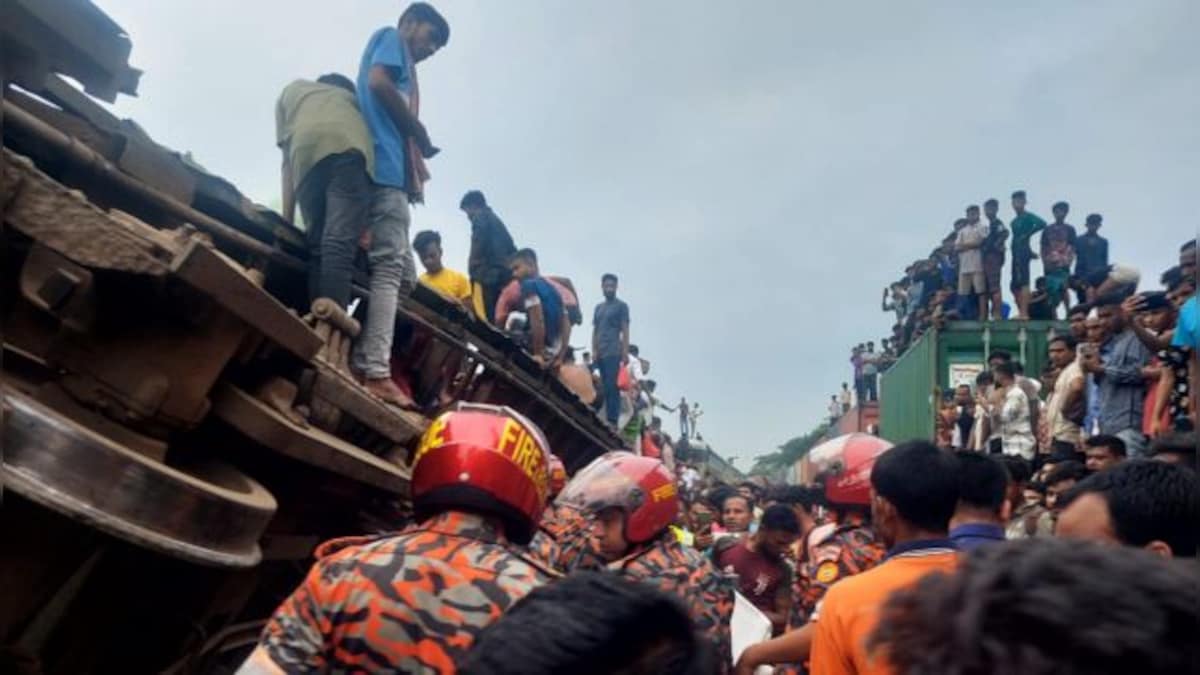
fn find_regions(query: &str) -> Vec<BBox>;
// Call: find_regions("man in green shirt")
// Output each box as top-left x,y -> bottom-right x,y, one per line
1009,190 -> 1047,320
276,73 -> 376,308
276,74 -> 411,407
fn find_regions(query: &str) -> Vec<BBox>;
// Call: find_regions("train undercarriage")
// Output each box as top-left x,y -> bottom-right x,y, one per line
0,2 -> 620,671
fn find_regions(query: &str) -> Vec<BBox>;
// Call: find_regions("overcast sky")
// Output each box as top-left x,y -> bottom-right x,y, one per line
101,0 -> 1197,465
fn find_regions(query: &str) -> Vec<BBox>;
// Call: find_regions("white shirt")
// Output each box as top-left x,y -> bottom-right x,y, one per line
999,385 -> 1035,460
828,401 -> 842,418
1045,361 -> 1083,444
628,354 -> 645,382
956,220 -> 988,274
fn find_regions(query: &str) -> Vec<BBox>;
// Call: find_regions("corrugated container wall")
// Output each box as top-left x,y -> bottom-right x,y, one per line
880,320 -> 1069,444
879,327 -> 938,443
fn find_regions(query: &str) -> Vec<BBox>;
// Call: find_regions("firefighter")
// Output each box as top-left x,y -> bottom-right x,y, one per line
792,439 -> 891,627
735,436 -> 891,675
237,403 -> 557,674
793,488 -> 886,625
555,452 -> 736,669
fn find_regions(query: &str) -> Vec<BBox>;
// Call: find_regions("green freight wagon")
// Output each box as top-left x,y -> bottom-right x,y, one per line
879,320 -> 1069,444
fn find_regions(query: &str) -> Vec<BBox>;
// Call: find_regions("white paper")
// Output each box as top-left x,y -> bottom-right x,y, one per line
730,591 -> 774,675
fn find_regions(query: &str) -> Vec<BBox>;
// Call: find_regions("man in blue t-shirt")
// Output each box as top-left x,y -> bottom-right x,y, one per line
508,248 -> 568,369
351,3 -> 449,406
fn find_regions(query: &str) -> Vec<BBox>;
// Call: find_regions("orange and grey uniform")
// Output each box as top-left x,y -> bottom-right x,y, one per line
791,523 -> 885,628
534,506 -> 734,668
612,535 -> 736,667
528,502 -> 607,573
256,511 -> 553,673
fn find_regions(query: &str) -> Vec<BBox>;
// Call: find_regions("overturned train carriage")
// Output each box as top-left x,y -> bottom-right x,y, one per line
0,1 -> 620,672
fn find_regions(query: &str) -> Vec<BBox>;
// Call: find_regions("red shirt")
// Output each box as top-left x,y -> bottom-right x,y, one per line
716,538 -> 792,620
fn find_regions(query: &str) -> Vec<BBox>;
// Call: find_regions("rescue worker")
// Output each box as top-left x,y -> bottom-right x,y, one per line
555,452 -> 736,670
793,478 -> 886,626
740,442 -> 960,675
736,439 -> 889,675
527,453 -> 609,571
807,441 -> 960,675
237,404 -> 556,674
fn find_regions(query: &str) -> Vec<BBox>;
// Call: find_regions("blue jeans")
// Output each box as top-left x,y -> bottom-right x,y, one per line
862,374 -> 877,402
597,355 -> 622,425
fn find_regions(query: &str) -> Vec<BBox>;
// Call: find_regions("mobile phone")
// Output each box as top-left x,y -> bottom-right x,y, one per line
695,511 -> 713,528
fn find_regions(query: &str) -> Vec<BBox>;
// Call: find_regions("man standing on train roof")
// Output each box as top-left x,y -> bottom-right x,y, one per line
236,404 -> 557,674
352,2 -> 448,406
274,73 -> 373,308
982,198 -> 1009,320
461,190 -> 518,323
1009,190 -> 1047,320
552,452 -> 735,667
1041,201 -> 1078,316
592,273 -> 630,429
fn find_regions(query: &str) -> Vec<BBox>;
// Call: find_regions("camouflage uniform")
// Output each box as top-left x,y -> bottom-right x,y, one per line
533,505 -> 734,669
612,534 -> 735,670
791,523 -> 885,627
258,511 -> 554,673
528,502 -> 607,573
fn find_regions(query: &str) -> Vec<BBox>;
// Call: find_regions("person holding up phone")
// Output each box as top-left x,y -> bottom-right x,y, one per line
1081,295 -> 1154,457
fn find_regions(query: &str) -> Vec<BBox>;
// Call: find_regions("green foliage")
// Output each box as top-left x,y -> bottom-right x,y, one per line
748,421 -> 830,476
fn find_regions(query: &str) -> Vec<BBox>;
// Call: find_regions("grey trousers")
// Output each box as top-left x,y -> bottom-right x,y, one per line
351,185 -> 417,379
296,151 -> 371,307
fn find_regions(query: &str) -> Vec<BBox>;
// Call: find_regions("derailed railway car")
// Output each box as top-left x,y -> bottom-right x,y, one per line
0,1 -> 620,672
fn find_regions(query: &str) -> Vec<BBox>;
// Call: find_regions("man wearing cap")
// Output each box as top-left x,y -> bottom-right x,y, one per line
1073,213 -> 1108,304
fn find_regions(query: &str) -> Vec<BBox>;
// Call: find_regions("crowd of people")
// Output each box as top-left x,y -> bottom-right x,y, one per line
880,191 -> 1136,352
927,237 -> 1196,463
830,191 -> 1194,432
274,3 -> 696,461
255,5 -> 1197,673
239,399 -> 1197,674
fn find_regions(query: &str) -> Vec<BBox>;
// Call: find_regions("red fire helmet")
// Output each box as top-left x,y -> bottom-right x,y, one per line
548,454 -> 567,498
557,451 -> 678,544
807,433 -> 893,507
411,403 -> 552,544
